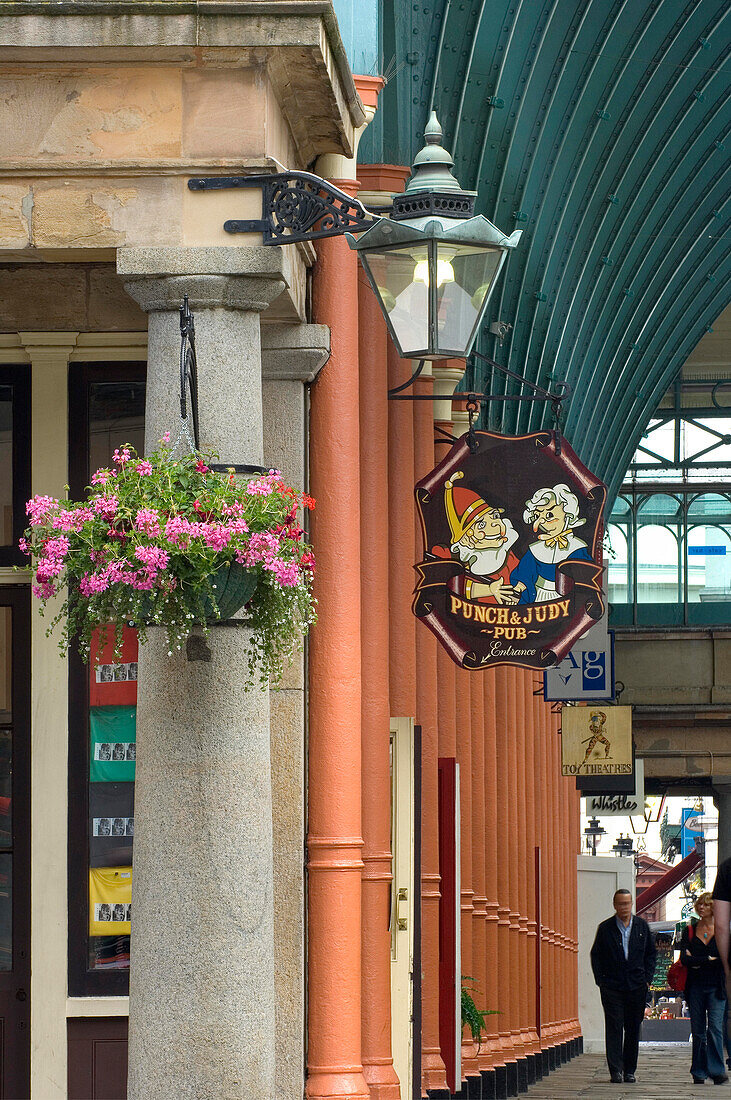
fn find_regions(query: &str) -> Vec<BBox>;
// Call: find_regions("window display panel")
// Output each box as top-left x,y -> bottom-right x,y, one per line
68,363 -> 145,996
87,627 -> 137,972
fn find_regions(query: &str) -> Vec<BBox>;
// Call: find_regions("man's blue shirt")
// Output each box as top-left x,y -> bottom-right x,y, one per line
616,914 -> 633,959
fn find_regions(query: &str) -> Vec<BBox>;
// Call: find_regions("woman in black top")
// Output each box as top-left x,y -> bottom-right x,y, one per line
680,892 -> 728,1085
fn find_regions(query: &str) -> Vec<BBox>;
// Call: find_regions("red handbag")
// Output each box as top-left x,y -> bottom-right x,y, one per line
667,924 -> 694,992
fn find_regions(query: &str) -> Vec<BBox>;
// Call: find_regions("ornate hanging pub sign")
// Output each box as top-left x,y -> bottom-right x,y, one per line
413,429 -> 606,671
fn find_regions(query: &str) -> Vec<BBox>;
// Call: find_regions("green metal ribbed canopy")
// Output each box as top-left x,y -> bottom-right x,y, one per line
359,0 -> 730,500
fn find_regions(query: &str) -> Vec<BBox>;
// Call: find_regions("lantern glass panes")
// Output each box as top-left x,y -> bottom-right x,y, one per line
358,244 -> 430,358
436,242 -> 504,357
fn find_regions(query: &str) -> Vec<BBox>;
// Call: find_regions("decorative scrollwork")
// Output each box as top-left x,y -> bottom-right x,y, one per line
187,170 -> 375,245
262,173 -> 373,244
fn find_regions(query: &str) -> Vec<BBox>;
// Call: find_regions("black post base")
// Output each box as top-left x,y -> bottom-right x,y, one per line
494,1063 -> 508,1100
480,1068 -> 496,1100
466,1073 -> 482,1098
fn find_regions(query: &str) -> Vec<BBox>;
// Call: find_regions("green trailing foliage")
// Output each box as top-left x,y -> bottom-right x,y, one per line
461,976 -> 498,1048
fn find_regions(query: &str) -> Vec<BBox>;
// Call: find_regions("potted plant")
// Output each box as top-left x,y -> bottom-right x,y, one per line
20,436 -> 316,688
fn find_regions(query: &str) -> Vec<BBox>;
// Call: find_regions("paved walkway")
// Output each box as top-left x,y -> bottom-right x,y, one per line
526,1045 -> 730,1098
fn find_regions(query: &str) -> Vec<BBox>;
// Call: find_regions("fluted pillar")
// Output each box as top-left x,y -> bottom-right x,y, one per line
413,366 -> 449,1096
358,268 -> 401,1100
308,218 -> 369,1100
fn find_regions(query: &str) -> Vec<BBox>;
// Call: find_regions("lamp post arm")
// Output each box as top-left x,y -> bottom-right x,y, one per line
187,171 -> 380,245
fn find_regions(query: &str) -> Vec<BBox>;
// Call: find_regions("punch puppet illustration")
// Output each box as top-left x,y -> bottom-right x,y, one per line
436,472 -> 520,605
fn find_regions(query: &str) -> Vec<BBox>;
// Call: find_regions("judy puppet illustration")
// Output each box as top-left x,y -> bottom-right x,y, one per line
510,484 -> 592,604
439,472 -> 520,605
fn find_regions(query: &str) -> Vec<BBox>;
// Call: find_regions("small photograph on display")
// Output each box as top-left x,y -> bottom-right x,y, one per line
113,665 -> 127,682
98,665 -> 114,683
92,815 -> 134,838
126,743 -> 136,761
127,663 -> 138,681
90,934 -> 131,971
96,743 -> 112,761
96,903 -> 111,922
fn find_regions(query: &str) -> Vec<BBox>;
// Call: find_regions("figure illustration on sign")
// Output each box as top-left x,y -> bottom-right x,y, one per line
436,471 -> 520,605
511,484 -> 593,604
581,709 -> 612,763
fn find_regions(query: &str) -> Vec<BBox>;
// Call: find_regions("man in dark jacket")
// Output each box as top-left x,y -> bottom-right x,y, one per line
590,888 -> 656,1084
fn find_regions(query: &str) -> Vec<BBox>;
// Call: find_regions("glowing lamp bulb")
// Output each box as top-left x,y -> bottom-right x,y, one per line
413,257 -> 455,288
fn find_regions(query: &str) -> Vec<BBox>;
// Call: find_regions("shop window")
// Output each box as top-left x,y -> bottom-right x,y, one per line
68,364 -> 145,997
0,367 -> 31,567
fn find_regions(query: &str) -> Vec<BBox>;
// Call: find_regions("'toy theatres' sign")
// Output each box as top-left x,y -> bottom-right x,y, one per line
413,430 -> 606,671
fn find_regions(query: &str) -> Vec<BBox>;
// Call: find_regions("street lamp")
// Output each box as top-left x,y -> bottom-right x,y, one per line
348,113 -> 522,360
189,112 -> 521,363
584,816 -> 606,856
612,834 -> 635,857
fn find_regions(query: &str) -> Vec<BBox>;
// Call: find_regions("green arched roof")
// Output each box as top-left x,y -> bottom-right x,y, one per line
357,0 -> 730,499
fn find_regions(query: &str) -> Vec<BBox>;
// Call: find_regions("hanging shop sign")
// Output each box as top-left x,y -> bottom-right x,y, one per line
585,758 -> 645,816
543,607 -> 614,701
413,429 -> 605,670
561,705 -> 633,778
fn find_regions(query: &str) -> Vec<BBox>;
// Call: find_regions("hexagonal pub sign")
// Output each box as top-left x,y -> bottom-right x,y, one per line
413,430 -> 606,671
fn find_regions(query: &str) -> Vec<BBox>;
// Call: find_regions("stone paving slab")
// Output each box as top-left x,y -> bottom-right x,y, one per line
526,1045 -> 731,1098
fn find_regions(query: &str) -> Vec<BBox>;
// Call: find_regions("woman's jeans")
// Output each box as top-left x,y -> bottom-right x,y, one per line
687,984 -> 727,1080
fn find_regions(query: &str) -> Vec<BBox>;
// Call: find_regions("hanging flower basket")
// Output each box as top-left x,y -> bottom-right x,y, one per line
20,437 -> 316,688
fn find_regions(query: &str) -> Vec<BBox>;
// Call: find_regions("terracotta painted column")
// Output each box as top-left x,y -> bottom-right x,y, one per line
482,672 -> 503,1071
506,671 -> 523,1062
518,670 -> 539,1058
514,672 -> 533,1064
530,685 -> 544,1055
494,668 -> 518,1081
358,267 -> 401,1099
538,695 -> 553,1051
308,213 -> 369,1100
456,667 -> 479,1085
413,365 -> 449,1095
470,677 -> 488,1082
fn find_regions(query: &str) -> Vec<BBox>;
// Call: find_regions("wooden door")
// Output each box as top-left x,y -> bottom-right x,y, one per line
0,587 -> 30,1098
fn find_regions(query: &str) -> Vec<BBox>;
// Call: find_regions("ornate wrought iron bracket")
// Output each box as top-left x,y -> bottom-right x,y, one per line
390,350 -> 570,454
187,171 -> 377,245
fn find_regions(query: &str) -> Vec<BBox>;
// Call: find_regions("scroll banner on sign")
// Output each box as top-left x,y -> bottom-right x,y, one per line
89,866 -> 132,935
543,608 -> 614,701
561,705 -> 632,778
585,759 -> 645,816
413,430 -> 606,671
89,706 -> 136,783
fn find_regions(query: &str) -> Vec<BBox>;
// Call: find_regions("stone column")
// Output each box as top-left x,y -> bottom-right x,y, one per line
261,323 -> 330,1100
713,782 -> 731,866
118,246 -> 287,1100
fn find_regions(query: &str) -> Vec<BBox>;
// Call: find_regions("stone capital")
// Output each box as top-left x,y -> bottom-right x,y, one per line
17,331 -> 79,365
117,246 -> 288,315
261,323 -> 330,383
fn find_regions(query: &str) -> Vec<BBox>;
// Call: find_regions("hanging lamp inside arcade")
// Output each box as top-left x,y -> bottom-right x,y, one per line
348,112 -> 522,361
